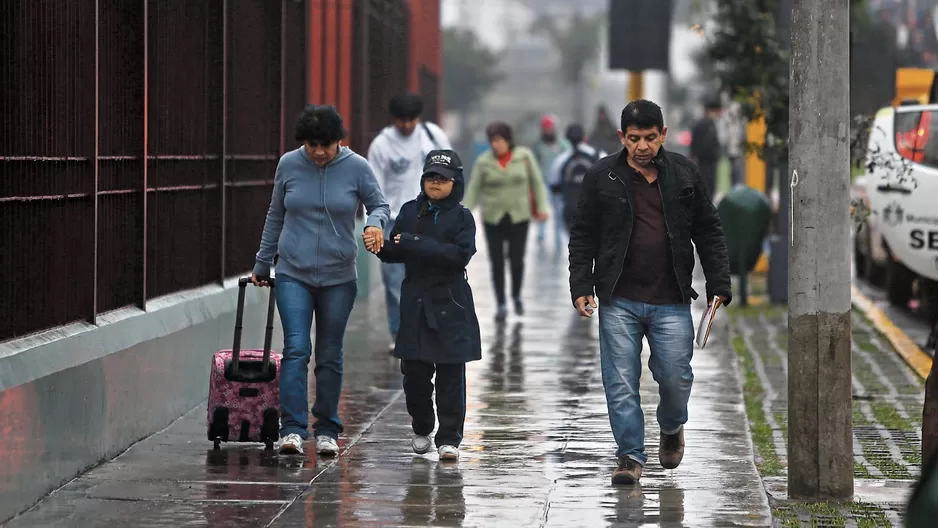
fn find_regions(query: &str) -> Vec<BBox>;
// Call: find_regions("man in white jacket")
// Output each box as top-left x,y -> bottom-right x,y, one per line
367,93 -> 452,351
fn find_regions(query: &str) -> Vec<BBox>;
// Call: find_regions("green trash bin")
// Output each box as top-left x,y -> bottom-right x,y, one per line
716,187 -> 773,305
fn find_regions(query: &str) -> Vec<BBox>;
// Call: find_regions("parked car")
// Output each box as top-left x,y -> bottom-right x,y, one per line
859,104 -> 938,320
852,174 -> 887,284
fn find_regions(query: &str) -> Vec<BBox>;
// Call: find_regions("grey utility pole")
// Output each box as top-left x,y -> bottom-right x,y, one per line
787,0 -> 854,500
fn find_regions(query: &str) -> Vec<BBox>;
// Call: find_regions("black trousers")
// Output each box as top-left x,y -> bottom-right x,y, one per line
483,215 -> 530,305
401,359 -> 467,448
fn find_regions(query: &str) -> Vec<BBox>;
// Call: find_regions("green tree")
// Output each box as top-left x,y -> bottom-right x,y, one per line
704,0 -> 868,165
705,0 -> 788,163
442,27 -> 502,149
530,12 -> 604,123
442,27 -> 502,113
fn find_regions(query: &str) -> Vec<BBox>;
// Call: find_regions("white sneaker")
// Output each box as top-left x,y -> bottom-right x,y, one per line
438,445 -> 459,461
412,435 -> 432,454
316,435 -> 339,456
278,433 -> 304,455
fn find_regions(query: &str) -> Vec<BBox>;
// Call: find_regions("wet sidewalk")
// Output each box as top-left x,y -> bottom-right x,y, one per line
5,229 -> 772,527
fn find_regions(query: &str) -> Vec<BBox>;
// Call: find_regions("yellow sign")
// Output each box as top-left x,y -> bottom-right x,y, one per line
893,68 -> 935,106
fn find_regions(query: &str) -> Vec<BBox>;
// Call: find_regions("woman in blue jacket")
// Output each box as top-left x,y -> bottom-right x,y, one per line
252,105 -> 389,456
367,149 -> 482,461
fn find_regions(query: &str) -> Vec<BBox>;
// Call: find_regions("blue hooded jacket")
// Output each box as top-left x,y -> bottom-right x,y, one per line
253,146 -> 389,287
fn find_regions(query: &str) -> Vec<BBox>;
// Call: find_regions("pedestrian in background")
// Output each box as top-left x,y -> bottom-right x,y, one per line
547,123 -> 604,233
369,149 -> 481,462
690,95 -> 723,201
532,114 -> 570,251
367,93 -> 451,352
722,99 -> 748,187
252,104 -> 389,456
589,105 -> 622,156
464,121 -> 550,322
568,99 -> 731,485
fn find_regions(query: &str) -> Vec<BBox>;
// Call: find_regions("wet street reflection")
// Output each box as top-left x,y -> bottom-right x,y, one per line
4,228 -> 771,527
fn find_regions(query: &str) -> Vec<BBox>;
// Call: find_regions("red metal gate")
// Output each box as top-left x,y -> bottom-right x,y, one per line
0,0 -> 307,342
349,0 -> 411,154
0,0 -> 440,343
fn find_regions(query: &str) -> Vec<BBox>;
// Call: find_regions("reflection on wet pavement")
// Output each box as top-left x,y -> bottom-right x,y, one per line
4,230 -> 772,527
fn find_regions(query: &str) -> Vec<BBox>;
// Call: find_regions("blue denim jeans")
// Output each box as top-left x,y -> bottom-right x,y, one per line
380,220 -> 404,339
275,276 -> 357,440
598,297 -> 695,466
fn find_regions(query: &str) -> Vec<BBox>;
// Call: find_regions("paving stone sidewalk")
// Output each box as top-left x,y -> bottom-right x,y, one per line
6,227 -> 774,527
728,304 -> 925,527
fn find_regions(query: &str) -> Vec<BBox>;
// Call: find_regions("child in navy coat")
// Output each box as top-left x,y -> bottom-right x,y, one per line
365,149 -> 482,461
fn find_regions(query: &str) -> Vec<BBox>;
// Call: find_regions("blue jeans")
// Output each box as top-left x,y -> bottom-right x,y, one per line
275,276 -> 357,440
381,220 -> 404,339
598,297 -> 694,466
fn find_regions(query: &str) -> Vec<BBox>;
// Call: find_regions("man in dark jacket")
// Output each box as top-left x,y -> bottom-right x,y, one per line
370,149 -> 481,462
567,100 -> 732,486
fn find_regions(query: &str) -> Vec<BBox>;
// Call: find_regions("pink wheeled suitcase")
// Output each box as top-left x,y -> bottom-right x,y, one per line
207,276 -> 282,450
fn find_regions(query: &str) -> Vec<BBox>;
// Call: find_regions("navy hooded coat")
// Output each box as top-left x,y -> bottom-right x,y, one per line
377,164 -> 482,364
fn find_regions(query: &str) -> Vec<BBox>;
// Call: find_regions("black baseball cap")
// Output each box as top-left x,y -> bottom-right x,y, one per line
423,149 -> 462,180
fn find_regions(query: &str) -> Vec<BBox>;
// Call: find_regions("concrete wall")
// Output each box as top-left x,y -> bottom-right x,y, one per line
0,244 -> 380,523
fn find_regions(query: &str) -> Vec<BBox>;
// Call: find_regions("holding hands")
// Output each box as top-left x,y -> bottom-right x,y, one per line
363,227 -> 384,254
364,227 -> 412,256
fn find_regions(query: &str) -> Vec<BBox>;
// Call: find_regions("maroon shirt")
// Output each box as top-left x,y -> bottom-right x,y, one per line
612,168 -> 685,304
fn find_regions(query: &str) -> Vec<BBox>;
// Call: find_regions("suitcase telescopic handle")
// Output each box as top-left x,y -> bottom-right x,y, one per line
231,276 -> 277,377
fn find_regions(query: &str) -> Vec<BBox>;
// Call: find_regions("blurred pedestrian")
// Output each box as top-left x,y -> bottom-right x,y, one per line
370,149 -> 481,462
690,96 -> 723,201
722,99 -> 747,187
589,105 -> 622,156
567,99 -> 731,485
547,123 -> 604,233
464,121 -> 550,322
252,104 -> 390,456
532,115 -> 570,249
367,92 -> 451,353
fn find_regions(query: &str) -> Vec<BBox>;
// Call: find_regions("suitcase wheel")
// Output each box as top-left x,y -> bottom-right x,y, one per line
262,408 -> 279,451
209,407 -> 230,447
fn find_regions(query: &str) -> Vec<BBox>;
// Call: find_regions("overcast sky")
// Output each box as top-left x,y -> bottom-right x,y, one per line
440,0 -> 707,84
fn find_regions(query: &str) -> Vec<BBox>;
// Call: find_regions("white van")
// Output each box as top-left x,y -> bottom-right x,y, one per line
858,104 -> 938,313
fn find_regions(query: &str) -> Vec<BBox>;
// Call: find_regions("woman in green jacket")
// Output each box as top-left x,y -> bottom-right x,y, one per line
464,121 -> 549,322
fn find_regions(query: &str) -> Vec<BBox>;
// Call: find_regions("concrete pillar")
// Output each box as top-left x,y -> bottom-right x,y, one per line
787,0 -> 854,500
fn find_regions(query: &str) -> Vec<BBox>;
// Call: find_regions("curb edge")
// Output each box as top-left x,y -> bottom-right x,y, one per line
851,284 -> 932,380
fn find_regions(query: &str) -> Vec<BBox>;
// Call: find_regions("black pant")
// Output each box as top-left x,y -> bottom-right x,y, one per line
483,215 -> 530,305
401,360 -> 467,447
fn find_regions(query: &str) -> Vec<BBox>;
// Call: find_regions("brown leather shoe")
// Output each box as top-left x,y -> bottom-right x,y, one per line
659,428 -> 685,469
611,456 -> 643,485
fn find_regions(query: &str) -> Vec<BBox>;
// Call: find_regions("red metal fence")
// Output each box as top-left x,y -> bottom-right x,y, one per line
0,0 -> 307,341
0,0 -> 436,343
349,0 -> 412,153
